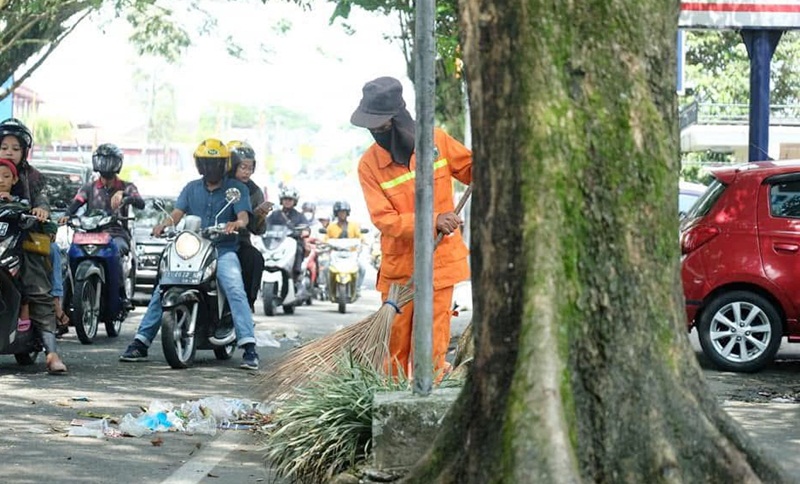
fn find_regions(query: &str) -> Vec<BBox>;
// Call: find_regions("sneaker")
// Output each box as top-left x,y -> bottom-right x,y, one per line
240,348 -> 259,371
119,340 -> 149,362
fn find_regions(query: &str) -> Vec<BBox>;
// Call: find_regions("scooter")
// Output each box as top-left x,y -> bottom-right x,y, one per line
153,190 -> 240,369
0,201 -> 43,365
256,223 -> 313,316
64,210 -> 135,344
324,237 -> 363,314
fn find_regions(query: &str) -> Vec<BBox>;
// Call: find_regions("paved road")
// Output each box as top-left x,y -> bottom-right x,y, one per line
0,278 -> 389,484
4,275 -> 800,483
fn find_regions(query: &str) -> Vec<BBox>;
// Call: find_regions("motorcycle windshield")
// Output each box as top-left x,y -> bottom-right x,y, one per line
262,225 -> 292,251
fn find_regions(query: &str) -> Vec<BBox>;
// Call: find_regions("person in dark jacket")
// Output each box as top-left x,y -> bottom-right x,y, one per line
266,185 -> 306,281
226,140 -> 270,310
60,143 -> 145,309
0,117 -> 67,374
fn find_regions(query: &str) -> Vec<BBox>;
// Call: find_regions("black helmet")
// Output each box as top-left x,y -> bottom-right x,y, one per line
0,118 -> 33,163
92,143 -> 124,175
332,200 -> 351,217
227,140 -> 256,175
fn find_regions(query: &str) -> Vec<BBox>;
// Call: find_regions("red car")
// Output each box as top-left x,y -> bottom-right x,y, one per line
681,160 -> 800,372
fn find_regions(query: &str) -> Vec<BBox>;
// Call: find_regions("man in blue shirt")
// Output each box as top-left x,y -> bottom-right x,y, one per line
119,139 -> 260,370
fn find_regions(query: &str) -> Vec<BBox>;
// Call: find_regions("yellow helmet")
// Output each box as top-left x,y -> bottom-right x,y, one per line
194,138 -> 231,180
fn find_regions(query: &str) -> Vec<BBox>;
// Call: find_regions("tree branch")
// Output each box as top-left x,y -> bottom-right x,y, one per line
0,9 -> 91,102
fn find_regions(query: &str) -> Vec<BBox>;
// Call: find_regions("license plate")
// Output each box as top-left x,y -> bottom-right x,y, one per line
162,271 -> 201,285
73,232 -> 111,245
0,222 -> 7,237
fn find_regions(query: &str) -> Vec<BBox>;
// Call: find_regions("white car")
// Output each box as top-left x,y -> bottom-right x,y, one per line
679,181 -> 707,218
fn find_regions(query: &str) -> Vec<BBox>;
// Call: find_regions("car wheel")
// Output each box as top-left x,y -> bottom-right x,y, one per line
697,290 -> 782,372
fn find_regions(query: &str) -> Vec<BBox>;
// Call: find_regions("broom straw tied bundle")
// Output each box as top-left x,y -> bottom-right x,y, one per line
261,185 -> 473,400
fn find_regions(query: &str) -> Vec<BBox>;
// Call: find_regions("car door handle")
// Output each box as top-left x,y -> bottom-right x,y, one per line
774,243 -> 800,253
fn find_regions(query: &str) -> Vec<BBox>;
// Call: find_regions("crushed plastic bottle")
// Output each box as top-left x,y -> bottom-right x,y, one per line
68,418 -> 108,438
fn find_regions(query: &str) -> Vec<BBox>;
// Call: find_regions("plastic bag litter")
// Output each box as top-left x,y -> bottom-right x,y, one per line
119,414 -> 153,437
182,397 -> 250,424
185,415 -> 217,436
255,330 -> 281,348
119,411 -> 174,437
68,418 -> 108,438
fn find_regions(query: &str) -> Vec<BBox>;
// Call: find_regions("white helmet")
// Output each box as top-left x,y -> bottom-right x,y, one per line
279,186 -> 299,202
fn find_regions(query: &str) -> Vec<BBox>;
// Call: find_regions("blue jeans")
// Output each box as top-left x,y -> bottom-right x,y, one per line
133,250 -> 255,348
50,242 -> 64,298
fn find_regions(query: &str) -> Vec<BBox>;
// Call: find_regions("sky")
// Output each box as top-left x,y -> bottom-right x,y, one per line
23,0 -> 415,137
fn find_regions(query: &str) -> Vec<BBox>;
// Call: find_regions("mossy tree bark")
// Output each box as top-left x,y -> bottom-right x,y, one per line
404,1 -> 791,482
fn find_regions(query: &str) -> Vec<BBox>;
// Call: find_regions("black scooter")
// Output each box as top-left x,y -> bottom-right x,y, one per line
0,201 -> 43,365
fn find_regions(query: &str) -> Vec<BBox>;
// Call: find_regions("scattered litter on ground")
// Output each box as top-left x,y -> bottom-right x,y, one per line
71,396 -> 90,402
255,330 -> 281,348
64,396 -> 273,439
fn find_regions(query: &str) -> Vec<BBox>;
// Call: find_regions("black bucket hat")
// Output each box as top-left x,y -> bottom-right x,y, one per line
350,76 -> 406,129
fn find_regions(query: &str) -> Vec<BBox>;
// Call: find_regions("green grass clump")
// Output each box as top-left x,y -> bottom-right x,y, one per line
264,354 -> 408,483
263,354 -> 463,483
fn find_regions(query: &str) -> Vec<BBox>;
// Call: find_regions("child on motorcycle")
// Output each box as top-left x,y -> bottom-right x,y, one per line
58,143 -> 145,310
0,118 -> 67,374
120,139 -> 261,371
0,158 -> 29,322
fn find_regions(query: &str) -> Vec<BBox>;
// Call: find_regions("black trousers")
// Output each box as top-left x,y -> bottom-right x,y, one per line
238,243 -> 264,308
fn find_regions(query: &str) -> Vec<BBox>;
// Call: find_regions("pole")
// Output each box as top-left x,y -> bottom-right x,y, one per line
413,0 -> 436,396
741,29 -> 782,162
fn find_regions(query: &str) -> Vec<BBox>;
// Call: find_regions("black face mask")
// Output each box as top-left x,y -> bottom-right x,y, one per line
370,130 -> 392,151
99,172 -> 116,181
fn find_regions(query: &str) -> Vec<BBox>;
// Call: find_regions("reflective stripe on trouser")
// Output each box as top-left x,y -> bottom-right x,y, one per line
381,285 -> 454,377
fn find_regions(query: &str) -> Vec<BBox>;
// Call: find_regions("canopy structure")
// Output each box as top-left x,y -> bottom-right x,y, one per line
679,1 -> 800,161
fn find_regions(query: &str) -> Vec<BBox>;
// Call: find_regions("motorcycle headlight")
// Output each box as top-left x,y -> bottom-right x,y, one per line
175,232 -> 201,260
202,259 -> 217,282
81,217 -> 98,230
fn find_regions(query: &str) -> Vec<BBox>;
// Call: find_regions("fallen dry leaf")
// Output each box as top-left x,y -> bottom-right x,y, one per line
151,437 -> 164,447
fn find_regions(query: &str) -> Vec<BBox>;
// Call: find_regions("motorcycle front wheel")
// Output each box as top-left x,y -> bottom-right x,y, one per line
337,284 -> 347,314
73,276 -> 101,344
161,303 -> 196,369
262,282 -> 277,317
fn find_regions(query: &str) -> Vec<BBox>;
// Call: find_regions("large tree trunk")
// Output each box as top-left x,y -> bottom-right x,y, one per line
405,1 -> 790,482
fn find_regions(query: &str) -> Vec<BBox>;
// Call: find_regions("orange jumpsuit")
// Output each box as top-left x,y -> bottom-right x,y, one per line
357,128 -> 472,376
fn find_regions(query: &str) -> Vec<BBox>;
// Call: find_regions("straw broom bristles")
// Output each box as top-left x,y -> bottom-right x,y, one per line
260,186 -> 472,401
260,281 -> 414,400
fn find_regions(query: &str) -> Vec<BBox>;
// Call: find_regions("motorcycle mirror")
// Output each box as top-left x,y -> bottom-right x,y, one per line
318,227 -> 326,234
225,188 -> 241,204
153,199 -> 167,211
360,228 -> 369,234
214,188 -> 242,226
